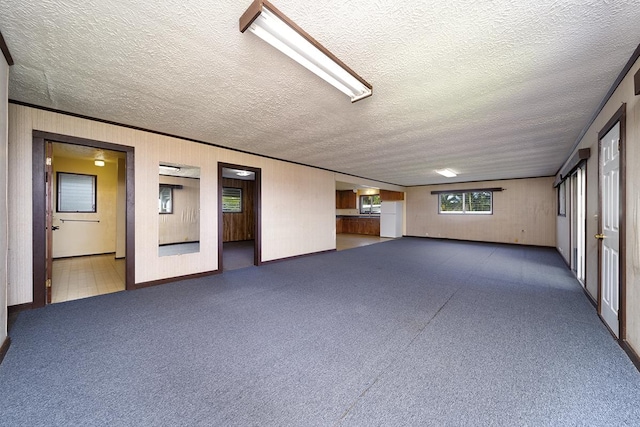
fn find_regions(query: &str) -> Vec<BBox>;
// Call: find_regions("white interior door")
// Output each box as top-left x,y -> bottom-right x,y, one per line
600,122 -> 620,337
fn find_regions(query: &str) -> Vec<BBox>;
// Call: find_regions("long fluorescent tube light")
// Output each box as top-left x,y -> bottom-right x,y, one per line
436,169 -> 457,178
240,0 -> 372,102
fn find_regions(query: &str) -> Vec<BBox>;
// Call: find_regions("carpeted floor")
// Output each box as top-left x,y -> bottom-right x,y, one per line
1,238 -> 639,426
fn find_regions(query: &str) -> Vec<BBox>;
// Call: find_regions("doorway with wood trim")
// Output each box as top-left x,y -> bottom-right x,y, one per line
32,132 -> 135,308
597,104 -> 626,340
218,163 -> 261,271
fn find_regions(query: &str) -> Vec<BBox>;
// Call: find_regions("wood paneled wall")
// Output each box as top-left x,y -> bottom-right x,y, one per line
222,178 -> 254,242
558,55 -> 640,356
159,175 -> 200,245
0,57 -> 9,341
406,177 -> 556,247
7,104 -> 348,304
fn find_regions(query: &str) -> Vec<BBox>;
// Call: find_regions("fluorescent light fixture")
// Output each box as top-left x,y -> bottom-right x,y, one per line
236,170 -> 252,177
159,165 -> 181,172
94,159 -> 105,167
436,169 -> 457,178
240,0 -> 372,102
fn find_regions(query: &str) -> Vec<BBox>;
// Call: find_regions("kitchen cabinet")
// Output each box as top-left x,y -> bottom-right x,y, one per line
336,216 -> 380,236
380,189 -> 404,201
336,190 -> 357,209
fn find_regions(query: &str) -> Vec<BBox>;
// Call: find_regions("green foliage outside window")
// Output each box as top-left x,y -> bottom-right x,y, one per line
439,191 -> 492,214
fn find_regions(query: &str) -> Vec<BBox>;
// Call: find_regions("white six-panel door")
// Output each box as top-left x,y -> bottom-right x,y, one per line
600,122 -> 620,337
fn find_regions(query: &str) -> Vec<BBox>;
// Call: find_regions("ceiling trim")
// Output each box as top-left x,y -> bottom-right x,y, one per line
0,30 -> 14,66
9,99 -> 402,188
405,175 -> 555,188
557,43 -> 640,176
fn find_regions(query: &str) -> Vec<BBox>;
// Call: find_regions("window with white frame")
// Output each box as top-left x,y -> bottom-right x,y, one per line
439,191 -> 492,214
360,194 -> 381,214
57,172 -> 97,213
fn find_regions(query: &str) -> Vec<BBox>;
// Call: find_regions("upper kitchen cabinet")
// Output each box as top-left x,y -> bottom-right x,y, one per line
336,190 -> 357,209
380,190 -> 404,201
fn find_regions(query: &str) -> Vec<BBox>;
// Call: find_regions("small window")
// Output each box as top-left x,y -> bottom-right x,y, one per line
159,185 -> 173,214
57,172 -> 97,213
558,181 -> 566,216
360,194 -> 381,214
439,191 -> 492,214
222,187 -> 242,213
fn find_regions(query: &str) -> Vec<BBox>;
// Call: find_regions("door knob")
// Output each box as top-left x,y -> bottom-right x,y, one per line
594,234 -> 606,240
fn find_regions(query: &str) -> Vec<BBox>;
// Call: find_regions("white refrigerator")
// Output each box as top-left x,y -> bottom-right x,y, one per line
380,201 -> 403,238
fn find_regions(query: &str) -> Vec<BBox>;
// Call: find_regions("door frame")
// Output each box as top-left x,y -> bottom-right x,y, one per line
597,103 -> 626,340
217,162 -> 262,270
570,165 -> 587,286
32,131 -> 135,308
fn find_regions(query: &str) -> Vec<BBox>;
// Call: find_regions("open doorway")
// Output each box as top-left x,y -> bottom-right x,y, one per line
218,163 -> 261,271
32,131 -> 135,308
48,142 -> 126,303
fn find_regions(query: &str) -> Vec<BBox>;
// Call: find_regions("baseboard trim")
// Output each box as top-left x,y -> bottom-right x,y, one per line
8,303 -> 34,314
0,336 -> 11,365
582,287 -> 597,309
405,235 -> 554,249
53,251 -> 116,260
260,249 -> 336,266
621,340 -> 640,372
131,269 -> 220,290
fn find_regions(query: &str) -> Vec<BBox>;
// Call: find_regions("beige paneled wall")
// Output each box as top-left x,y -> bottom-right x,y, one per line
558,55 -> 640,357
1,57 -> 8,342
556,213 -> 570,264
406,177 -> 556,247
52,156 -> 119,258
7,104 -> 339,305
158,175 -> 200,245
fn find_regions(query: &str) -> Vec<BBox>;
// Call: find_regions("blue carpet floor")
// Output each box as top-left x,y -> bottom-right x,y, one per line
1,238 -> 639,426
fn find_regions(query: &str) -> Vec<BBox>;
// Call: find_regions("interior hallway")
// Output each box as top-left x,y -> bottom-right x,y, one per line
51,254 -> 125,303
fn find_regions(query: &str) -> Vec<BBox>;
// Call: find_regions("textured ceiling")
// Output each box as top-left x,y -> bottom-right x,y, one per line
1,0 -> 639,186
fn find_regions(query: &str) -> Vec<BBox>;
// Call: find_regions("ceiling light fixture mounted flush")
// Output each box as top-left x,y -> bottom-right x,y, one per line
94,159 -> 105,167
435,169 -> 457,178
239,0 -> 372,102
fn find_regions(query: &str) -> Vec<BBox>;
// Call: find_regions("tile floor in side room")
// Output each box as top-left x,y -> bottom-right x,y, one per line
336,233 -> 393,251
51,254 -> 125,303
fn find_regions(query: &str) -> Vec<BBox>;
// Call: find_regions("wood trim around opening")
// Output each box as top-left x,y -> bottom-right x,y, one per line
596,103 -> 626,341
0,30 -> 13,66
31,131 -> 135,308
218,163 -> 262,271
